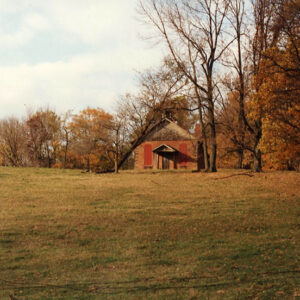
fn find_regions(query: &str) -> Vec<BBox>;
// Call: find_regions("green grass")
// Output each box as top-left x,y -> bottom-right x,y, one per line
0,167 -> 299,299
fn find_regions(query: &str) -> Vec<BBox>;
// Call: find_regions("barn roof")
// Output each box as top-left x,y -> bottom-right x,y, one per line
153,144 -> 178,153
144,118 -> 196,142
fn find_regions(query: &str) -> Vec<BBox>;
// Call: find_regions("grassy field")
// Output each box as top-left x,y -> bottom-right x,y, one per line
0,167 -> 299,299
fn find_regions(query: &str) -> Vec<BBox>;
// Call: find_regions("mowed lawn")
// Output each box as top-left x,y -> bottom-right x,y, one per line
0,168 -> 299,300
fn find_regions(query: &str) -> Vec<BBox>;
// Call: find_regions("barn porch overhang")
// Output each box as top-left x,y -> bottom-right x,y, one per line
152,144 -> 178,153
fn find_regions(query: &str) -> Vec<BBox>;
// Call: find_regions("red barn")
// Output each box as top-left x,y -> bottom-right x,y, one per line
134,119 -> 204,170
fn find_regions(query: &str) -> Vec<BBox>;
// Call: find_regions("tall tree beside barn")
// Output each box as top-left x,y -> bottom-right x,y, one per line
222,0 -> 249,168
116,59 -> 187,170
244,0 -> 276,171
254,40 -> 300,169
217,90 -> 251,168
246,0 -> 300,171
138,0 -> 235,172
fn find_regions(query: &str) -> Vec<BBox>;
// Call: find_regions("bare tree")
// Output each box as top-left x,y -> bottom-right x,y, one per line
0,118 -> 25,166
245,0 -> 279,171
116,60 -> 187,170
25,109 -> 61,168
221,0 -> 249,168
105,113 -> 130,174
139,0 -> 234,172
60,110 -> 73,169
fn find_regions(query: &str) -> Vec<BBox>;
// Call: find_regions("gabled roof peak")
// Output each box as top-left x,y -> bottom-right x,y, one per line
143,118 -> 195,141
153,143 -> 178,153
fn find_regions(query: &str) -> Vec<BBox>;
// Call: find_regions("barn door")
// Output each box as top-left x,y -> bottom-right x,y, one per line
162,156 -> 170,169
179,143 -> 188,167
144,144 -> 153,167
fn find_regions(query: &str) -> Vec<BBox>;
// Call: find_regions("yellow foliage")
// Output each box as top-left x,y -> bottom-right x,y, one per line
249,41 -> 300,170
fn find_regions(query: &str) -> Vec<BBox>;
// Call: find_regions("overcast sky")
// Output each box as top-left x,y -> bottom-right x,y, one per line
0,0 -> 163,119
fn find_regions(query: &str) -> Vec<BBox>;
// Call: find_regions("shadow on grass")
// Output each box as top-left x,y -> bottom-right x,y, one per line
0,173 -> 10,178
1,270 -> 299,296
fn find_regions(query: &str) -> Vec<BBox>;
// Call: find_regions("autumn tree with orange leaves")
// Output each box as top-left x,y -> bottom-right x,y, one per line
253,41 -> 300,169
247,0 -> 300,170
25,109 -> 61,168
69,107 -> 113,172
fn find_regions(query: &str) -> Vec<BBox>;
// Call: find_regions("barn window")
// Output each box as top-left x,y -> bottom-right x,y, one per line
144,144 -> 153,167
180,143 -> 188,167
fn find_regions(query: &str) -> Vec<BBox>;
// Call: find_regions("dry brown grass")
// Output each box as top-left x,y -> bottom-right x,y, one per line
0,167 -> 299,299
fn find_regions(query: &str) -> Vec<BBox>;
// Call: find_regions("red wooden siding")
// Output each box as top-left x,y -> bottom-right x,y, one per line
135,140 -> 200,170
179,143 -> 187,166
144,144 -> 153,166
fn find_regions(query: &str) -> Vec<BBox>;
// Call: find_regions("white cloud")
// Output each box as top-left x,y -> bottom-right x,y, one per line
47,1 -> 128,44
0,0 -> 140,46
0,0 -> 165,119
23,12 -> 49,31
0,46 -> 162,119
0,12 -> 49,47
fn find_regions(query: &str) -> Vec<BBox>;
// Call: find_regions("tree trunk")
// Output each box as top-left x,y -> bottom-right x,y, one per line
237,98 -> 245,169
237,96 -> 245,169
252,128 -> 262,172
114,152 -> 119,174
87,155 -> 90,172
207,84 -> 217,173
63,135 -> 69,169
253,147 -> 262,172
195,95 -> 209,172
63,147 -> 67,169
209,132 -> 217,172
117,120 -> 157,170
117,142 -> 139,170
237,149 -> 244,169
47,147 -> 51,168
202,141 -> 209,171
197,106 -> 209,171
